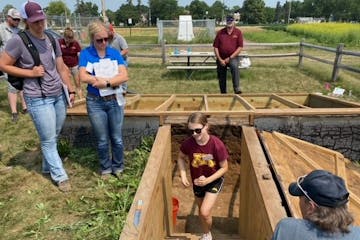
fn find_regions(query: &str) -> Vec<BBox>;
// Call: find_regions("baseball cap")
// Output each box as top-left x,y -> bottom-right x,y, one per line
21,1 -> 46,23
289,170 -> 349,208
7,8 -> 21,20
226,15 -> 234,24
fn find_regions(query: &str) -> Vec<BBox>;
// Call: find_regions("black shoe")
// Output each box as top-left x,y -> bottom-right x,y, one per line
11,113 -> 19,123
235,90 -> 242,94
21,108 -> 28,114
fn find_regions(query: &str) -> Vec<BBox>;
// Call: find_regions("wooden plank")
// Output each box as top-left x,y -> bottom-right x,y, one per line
203,95 -> 209,111
270,94 -> 310,108
271,131 -> 360,219
126,94 -> 141,106
259,132 -> 301,218
240,126 -> 287,240
276,131 -> 343,157
120,125 -> 172,240
273,132 -> 323,170
154,95 -> 176,111
335,154 -> 347,182
235,95 -> 256,111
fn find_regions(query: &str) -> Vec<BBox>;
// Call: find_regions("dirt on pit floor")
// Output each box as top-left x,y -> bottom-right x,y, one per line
171,125 -> 242,235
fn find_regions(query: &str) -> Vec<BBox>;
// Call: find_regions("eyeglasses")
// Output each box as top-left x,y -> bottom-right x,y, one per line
297,175 -> 319,207
189,126 -> 204,135
11,17 -> 21,22
95,37 -> 108,44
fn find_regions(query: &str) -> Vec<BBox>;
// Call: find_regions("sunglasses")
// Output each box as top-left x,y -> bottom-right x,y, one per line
297,175 -> 319,207
11,17 -> 21,22
189,126 -> 204,135
95,37 -> 108,44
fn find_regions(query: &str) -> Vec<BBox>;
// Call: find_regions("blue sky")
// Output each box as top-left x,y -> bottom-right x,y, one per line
1,0 -> 289,13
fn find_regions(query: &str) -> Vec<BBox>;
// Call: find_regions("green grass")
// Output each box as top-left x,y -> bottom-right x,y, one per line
0,100 -> 153,240
244,29 -> 301,43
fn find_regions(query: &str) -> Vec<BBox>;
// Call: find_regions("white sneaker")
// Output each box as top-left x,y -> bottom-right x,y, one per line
199,231 -> 212,240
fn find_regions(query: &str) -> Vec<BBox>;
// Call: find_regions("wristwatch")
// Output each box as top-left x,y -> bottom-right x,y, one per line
106,79 -> 111,88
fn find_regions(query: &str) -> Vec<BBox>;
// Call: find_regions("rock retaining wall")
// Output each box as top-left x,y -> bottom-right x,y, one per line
255,115 -> 360,161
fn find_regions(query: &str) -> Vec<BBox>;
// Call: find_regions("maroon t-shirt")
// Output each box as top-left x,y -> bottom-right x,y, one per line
180,135 -> 229,181
59,38 -> 81,67
213,27 -> 243,59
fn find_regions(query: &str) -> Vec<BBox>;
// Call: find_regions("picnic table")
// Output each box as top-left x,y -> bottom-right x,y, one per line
167,50 -> 250,79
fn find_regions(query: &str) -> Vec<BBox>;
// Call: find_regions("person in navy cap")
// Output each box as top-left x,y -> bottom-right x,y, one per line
213,15 -> 243,94
272,170 -> 360,239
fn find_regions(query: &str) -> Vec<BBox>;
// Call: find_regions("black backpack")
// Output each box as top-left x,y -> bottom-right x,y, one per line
8,30 -> 56,91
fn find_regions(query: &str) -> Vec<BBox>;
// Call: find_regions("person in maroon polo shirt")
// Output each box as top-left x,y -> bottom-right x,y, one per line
59,27 -> 82,98
213,16 -> 243,94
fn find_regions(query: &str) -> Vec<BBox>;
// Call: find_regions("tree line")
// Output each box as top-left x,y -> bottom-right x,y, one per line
2,0 -> 359,26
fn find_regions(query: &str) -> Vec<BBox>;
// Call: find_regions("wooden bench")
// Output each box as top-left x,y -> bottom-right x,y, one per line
168,59 -> 216,64
167,65 -> 248,70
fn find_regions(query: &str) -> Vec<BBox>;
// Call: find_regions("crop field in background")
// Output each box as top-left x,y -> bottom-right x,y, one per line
287,23 -> 360,47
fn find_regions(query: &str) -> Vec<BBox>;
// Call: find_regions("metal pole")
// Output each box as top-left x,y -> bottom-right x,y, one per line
222,0 -> 225,24
287,0 -> 292,24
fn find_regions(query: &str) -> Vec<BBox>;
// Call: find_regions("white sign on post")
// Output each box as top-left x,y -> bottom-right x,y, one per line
177,15 -> 194,41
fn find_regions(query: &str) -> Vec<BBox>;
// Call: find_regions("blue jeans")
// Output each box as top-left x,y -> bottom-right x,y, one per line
86,95 -> 124,174
25,94 -> 68,183
216,57 -> 240,93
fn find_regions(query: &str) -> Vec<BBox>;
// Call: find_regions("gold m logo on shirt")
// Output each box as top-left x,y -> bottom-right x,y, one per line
192,153 -> 215,168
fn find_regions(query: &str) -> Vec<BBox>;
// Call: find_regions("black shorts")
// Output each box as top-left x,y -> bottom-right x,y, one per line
193,177 -> 224,198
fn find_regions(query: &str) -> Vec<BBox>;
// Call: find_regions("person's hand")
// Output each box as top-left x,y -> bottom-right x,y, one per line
92,76 -> 107,89
32,65 -> 45,77
220,59 -> 227,66
69,93 -> 75,105
181,176 -> 190,187
224,57 -> 230,64
194,175 -> 207,186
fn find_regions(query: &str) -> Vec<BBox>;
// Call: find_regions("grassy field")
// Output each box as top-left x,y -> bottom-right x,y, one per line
0,25 -> 360,240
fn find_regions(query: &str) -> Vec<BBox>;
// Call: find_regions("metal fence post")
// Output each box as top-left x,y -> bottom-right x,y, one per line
298,39 -> 304,66
161,40 -> 166,65
331,43 -> 344,81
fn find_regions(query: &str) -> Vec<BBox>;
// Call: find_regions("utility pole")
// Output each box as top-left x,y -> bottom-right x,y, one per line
287,0 -> 292,24
222,0 -> 225,24
101,0 -> 108,23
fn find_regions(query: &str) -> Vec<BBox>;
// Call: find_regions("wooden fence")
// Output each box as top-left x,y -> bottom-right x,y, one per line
128,42 -> 360,81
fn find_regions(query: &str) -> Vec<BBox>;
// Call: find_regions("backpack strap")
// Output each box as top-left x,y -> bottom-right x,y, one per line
44,30 -> 57,54
18,31 -> 41,66
18,30 -> 44,97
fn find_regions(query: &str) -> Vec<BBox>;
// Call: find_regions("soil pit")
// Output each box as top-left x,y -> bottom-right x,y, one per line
171,125 -> 242,235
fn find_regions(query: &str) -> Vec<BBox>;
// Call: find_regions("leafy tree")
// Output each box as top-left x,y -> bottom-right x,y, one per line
149,0 -> 179,23
74,0 -> 99,17
274,1 -> 282,23
2,4 -> 15,16
45,1 -> 71,16
106,9 -> 116,24
242,0 -> 266,24
208,1 -> 225,22
187,0 -> 209,19
264,7 -> 275,24
115,3 -> 138,26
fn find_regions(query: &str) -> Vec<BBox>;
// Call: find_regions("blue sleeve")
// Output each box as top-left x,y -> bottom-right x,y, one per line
79,48 -> 89,68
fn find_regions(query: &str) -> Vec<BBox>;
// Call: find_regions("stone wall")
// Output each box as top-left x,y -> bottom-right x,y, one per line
254,115 -> 360,161
61,114 -> 360,161
61,116 -> 160,151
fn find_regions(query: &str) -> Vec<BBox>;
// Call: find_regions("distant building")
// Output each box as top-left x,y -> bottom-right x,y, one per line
296,17 -> 325,23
